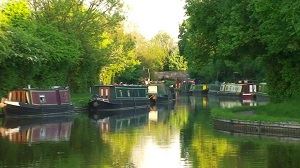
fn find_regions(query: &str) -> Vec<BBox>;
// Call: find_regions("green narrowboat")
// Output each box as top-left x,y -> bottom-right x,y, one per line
189,84 -> 209,95
88,85 -> 149,113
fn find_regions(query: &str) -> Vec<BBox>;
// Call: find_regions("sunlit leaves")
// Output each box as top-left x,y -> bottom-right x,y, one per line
2,0 -> 31,27
99,27 -> 138,84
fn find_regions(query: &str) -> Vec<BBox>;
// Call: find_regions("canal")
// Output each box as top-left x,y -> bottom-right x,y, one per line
0,95 -> 300,168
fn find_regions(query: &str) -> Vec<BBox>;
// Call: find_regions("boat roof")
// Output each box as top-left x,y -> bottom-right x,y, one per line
9,87 -> 69,92
93,84 -> 147,88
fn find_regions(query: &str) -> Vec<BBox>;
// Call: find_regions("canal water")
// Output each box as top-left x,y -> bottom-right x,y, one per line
0,95 -> 300,168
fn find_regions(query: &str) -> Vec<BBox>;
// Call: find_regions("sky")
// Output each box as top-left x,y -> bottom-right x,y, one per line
123,0 -> 186,40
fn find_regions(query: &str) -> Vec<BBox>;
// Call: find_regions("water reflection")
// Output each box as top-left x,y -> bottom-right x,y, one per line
149,102 -> 175,123
0,95 -> 299,168
132,102 -> 192,168
0,117 -> 74,144
205,95 -> 268,109
94,110 -> 149,133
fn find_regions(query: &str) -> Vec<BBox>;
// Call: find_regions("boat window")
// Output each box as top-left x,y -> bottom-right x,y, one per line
250,85 -> 253,93
117,89 -> 123,97
130,89 -> 136,97
127,90 -> 130,97
242,85 -> 249,93
104,89 -> 109,98
139,89 -> 146,97
100,89 -> 104,96
253,85 -> 257,92
39,95 -> 46,103
122,89 -> 128,97
26,92 -> 30,104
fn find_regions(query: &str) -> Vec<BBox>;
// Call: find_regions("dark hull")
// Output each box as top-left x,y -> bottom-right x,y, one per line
88,99 -> 149,113
4,104 -> 74,118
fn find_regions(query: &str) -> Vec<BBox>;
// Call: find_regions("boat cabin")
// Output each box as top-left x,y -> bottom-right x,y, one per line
220,82 -> 257,94
219,81 -> 257,99
6,88 -> 71,105
91,85 -> 148,100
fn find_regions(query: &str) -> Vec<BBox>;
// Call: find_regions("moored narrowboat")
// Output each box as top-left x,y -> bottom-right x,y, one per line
88,85 -> 149,114
148,82 -> 174,105
189,84 -> 209,95
2,87 -> 74,118
218,80 -> 257,100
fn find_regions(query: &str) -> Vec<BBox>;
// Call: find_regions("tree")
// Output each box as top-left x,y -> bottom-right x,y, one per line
0,0 -> 126,95
179,0 -> 300,101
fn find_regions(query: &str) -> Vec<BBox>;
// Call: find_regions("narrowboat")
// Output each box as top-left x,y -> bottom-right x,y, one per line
179,80 -> 194,93
257,82 -> 268,96
218,80 -> 257,100
207,82 -> 221,95
88,85 -> 149,113
148,82 -> 174,105
2,87 -> 74,118
189,84 -> 209,95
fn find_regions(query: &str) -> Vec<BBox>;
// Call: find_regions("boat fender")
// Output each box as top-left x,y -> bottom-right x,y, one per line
93,101 -> 99,107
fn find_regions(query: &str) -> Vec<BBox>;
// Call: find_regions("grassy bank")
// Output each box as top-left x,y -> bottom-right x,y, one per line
71,92 -> 90,108
211,98 -> 300,123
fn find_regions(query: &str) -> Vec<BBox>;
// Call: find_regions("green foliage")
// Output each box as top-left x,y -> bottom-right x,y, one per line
115,64 -> 143,84
99,28 -> 139,84
180,0 -> 300,101
0,0 -> 124,95
135,32 -> 187,76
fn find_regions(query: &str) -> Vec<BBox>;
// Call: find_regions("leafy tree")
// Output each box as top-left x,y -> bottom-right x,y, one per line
179,0 -> 300,101
0,0 -> 125,95
99,27 -> 139,84
115,64 -> 143,84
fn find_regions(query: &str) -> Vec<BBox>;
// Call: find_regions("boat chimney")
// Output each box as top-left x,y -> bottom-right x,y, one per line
28,85 -> 31,89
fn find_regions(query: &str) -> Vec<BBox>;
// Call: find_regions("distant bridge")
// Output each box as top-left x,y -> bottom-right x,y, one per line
153,71 -> 189,81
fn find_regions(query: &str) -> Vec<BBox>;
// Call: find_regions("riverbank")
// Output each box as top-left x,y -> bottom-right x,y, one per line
211,98 -> 300,137
71,92 -> 90,108
211,98 -> 300,123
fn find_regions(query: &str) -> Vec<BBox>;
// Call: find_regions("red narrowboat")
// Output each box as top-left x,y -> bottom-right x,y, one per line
2,87 -> 74,118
